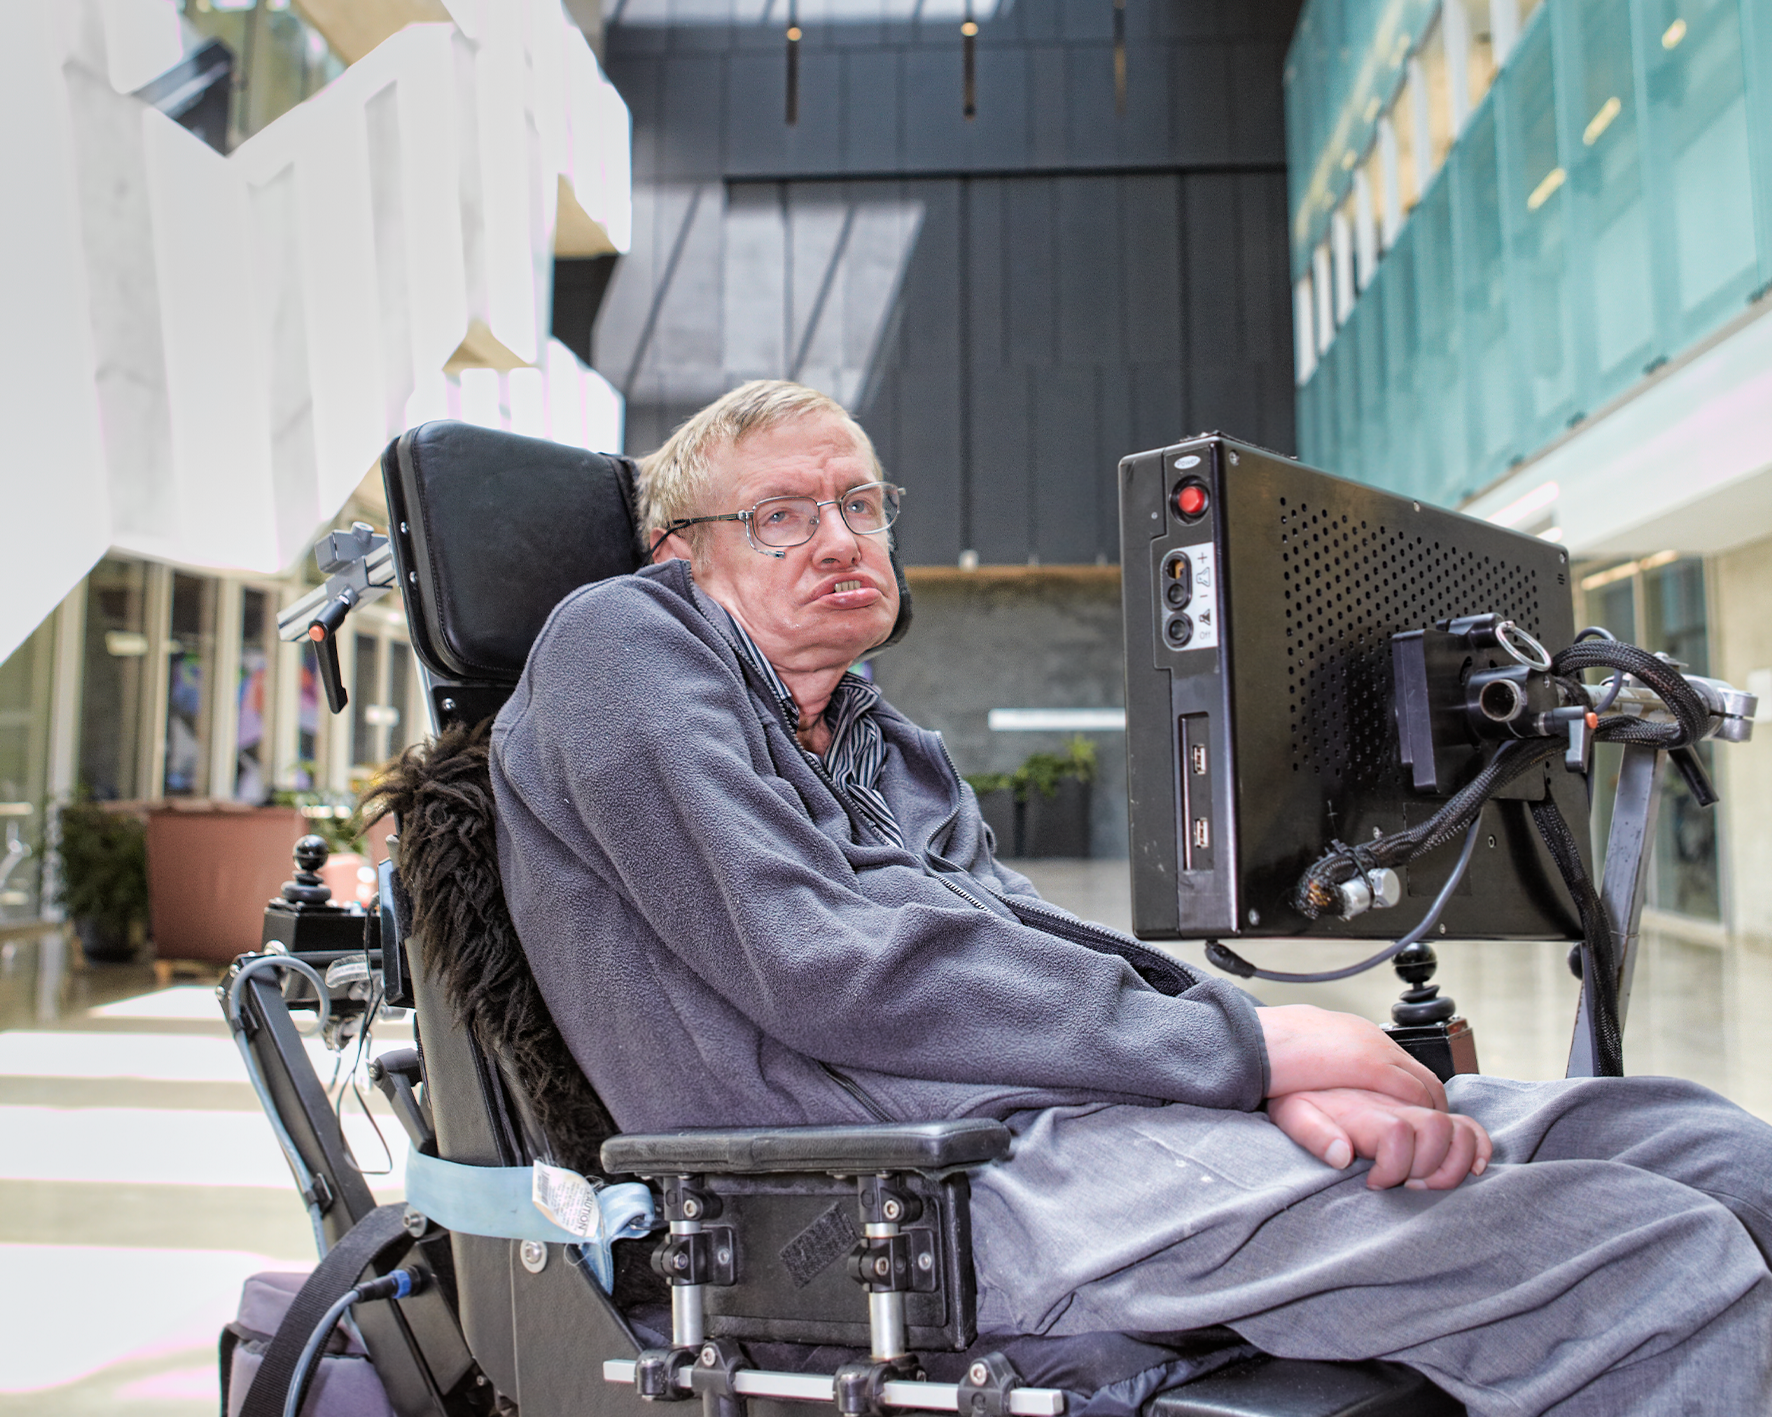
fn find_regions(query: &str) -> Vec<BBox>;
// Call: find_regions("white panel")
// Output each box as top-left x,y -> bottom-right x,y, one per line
583,366 -> 624,453
97,0 -> 183,94
1294,277 -> 1317,385
0,4 -> 112,664
137,110 -> 279,570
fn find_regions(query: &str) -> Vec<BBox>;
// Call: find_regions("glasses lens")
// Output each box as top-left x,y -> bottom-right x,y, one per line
838,483 -> 899,535
751,496 -> 820,547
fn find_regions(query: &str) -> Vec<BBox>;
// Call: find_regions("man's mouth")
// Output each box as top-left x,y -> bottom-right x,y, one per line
833,580 -> 862,593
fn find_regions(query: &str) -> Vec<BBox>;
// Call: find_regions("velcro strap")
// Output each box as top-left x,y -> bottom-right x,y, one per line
403,1151 -> 654,1290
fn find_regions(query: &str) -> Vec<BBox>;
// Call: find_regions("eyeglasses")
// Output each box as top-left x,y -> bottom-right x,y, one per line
651,481 -> 905,560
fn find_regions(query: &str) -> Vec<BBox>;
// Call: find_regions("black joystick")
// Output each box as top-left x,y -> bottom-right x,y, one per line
262,832 -> 365,953
1390,942 -> 1457,1027
1381,942 -> 1479,1082
279,834 -> 335,906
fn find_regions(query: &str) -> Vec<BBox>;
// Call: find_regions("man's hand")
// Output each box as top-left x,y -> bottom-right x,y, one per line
1257,1003 -> 1448,1110
1268,1088 -> 1492,1190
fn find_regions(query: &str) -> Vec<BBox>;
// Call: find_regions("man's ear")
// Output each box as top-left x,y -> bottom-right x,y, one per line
651,530 -> 695,566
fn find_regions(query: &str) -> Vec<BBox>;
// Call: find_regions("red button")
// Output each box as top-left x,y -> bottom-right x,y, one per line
1174,482 -> 1209,518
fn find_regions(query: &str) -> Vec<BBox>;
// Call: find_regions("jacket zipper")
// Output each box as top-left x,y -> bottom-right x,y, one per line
820,1061 -> 894,1123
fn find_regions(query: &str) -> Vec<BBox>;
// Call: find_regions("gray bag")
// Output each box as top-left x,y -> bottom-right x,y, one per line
219,1271 -> 396,1417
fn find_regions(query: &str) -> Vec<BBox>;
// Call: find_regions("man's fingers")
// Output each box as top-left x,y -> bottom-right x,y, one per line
1365,1113 -> 1416,1189
1419,1117 -> 1481,1190
1269,1094 -> 1356,1169
1401,1110 -> 1455,1189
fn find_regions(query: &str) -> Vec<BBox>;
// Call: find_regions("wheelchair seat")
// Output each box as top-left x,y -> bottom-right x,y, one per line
241,421 -> 1464,1417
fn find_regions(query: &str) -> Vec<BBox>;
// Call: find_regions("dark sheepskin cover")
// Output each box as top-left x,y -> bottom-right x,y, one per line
362,719 -> 616,1174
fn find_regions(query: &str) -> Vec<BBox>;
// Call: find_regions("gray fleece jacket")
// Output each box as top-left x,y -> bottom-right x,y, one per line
490,560 -> 1269,1133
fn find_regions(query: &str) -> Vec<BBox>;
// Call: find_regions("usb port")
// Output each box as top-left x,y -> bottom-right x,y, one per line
1189,744 -> 1207,776
1191,818 -> 1210,850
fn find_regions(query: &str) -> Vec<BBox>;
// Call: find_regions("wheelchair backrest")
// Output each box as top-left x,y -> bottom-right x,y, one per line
382,420 -> 646,729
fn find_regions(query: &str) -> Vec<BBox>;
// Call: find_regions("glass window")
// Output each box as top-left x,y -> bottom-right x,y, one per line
352,633 -> 381,767
79,559 -> 151,802
1642,557 -> 1718,920
0,617 -> 54,920
164,573 -> 217,797
1508,21 -> 1573,427
1641,0 -> 1756,323
1576,0 -> 1653,383
178,1 -> 345,147
387,642 -> 413,757
234,588 -> 276,803
295,641 -> 322,791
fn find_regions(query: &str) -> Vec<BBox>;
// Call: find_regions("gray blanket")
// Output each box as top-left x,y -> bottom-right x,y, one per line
489,560 -> 1267,1133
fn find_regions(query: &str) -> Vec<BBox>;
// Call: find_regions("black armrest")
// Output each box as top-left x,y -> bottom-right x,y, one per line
600,1120 -> 1011,1177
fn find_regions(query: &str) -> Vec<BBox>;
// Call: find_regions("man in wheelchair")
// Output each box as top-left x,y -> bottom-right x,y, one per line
485,381 -> 1772,1415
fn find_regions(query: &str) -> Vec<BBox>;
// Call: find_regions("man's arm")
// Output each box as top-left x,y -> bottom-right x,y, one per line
1258,1004 -> 1492,1189
494,580 -> 1269,1113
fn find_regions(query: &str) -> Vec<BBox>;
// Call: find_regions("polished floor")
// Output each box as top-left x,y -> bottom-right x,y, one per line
2,865 -> 1769,1413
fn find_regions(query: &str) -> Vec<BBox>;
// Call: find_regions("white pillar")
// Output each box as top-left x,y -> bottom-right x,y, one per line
1408,58 -> 1435,194
1313,244 -> 1334,354
1331,211 -> 1356,324
1378,115 -> 1403,246
1353,169 -> 1378,288
1489,0 -> 1519,67
1443,0 -> 1471,134
1294,277 -> 1318,385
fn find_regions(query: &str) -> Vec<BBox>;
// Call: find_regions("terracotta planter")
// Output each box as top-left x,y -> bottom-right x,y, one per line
145,804 -> 307,963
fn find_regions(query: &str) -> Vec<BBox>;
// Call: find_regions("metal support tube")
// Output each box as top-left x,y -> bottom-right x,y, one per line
603,1360 -> 1068,1416
1567,743 -> 1665,1077
864,1220 -> 906,1360
670,1216 -> 705,1347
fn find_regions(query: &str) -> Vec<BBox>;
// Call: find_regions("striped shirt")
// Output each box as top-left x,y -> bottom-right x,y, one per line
721,613 -> 906,849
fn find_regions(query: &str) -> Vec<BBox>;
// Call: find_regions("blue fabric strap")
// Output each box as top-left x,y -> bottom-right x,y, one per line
404,1150 -> 654,1291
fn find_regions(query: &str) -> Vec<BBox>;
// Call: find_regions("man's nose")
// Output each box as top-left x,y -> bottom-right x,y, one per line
809,503 -> 862,561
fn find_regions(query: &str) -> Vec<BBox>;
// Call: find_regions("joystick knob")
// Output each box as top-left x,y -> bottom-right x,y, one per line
1390,941 -> 1457,1026
280,833 -> 334,906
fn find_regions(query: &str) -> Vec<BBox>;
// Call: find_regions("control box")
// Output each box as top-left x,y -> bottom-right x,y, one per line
1119,435 -> 1590,942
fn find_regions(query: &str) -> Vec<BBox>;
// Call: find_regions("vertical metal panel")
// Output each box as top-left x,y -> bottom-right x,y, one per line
1031,366 -> 1101,563
1057,177 -> 1122,365
840,49 -> 903,172
1004,181 -> 1057,369
967,367 -> 1033,564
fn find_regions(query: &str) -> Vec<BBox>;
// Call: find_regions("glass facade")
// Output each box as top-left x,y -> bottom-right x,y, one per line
78,559 -> 152,802
0,619 -> 54,921
178,0 -> 345,148
1578,554 -> 1720,921
1287,0 -> 1772,503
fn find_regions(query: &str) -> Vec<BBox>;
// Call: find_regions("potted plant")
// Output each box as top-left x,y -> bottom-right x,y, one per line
56,798 -> 150,963
965,736 -> 1097,859
1018,736 -> 1096,858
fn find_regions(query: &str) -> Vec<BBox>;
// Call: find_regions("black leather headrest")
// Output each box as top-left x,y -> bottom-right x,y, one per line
384,422 -> 643,686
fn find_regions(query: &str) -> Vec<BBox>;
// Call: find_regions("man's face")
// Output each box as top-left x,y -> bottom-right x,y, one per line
668,415 -> 900,676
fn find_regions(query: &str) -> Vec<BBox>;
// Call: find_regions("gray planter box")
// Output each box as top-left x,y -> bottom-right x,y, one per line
1023,778 -> 1091,858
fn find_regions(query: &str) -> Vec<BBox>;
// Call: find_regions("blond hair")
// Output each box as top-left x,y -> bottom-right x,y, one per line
637,380 -> 882,553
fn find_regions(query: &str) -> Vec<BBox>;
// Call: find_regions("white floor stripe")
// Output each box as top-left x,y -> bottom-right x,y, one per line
0,1029 -> 413,1086
0,1105 -> 407,1193
0,1244 -> 310,1393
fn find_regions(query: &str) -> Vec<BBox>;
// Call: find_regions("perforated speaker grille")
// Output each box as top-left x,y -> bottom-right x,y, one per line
1280,498 -> 1546,787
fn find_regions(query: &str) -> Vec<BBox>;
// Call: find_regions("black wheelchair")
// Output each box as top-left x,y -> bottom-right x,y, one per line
220,421 -> 1462,1417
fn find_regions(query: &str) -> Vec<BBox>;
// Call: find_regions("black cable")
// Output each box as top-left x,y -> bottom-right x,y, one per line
1209,820 -> 1483,984
283,1269 -> 421,1417
1529,795 -> 1623,1076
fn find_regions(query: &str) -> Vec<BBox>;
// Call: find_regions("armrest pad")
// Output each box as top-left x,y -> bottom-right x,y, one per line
600,1120 -> 1011,1177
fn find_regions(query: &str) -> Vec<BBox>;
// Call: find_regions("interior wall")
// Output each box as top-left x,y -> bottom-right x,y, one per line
598,0 -> 1303,567
1711,535 -> 1772,939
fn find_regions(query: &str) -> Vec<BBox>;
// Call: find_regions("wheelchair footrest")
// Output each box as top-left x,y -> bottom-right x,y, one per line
602,1358 -> 1067,1414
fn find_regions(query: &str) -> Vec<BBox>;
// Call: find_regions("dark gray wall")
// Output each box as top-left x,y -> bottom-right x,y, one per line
598,0 -> 1301,568
870,574 -> 1129,857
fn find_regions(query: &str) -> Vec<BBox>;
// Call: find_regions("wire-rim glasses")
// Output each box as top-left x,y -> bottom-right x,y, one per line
650,481 -> 904,560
